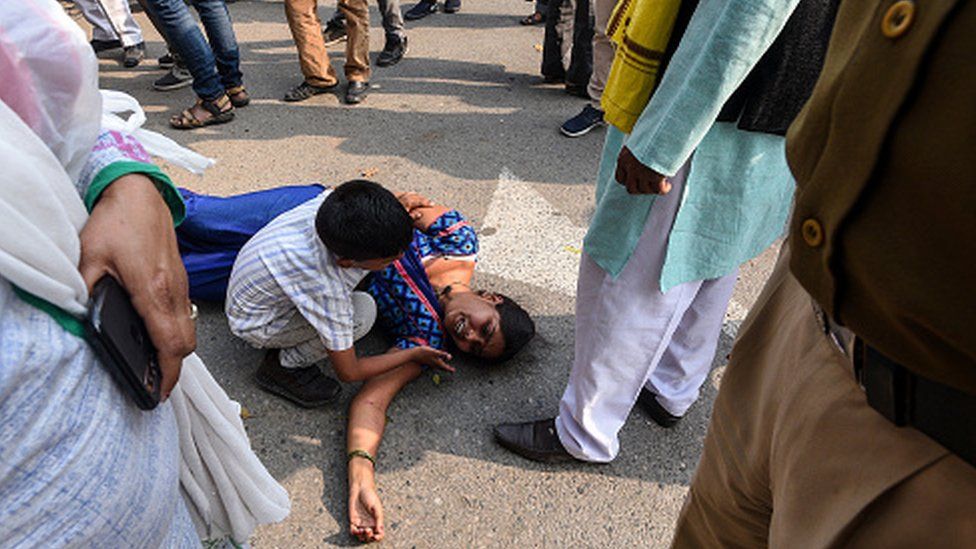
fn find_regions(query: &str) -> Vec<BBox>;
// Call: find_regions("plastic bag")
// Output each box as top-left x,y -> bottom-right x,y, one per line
0,0 -> 101,183
101,90 -> 216,175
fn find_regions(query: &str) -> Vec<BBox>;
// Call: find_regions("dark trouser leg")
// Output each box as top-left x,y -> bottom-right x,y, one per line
541,0 -> 570,80
565,0 -> 593,90
378,0 -> 406,40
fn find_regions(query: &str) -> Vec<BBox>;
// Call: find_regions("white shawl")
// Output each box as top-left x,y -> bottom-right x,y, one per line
0,1 -> 289,543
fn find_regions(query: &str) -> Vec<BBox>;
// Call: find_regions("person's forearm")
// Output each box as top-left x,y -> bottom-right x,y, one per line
80,173 -> 195,397
346,365 -> 421,484
346,391 -> 387,486
347,349 -> 415,381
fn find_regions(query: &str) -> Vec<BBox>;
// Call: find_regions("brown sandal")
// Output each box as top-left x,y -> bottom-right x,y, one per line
170,94 -> 235,130
225,85 -> 250,108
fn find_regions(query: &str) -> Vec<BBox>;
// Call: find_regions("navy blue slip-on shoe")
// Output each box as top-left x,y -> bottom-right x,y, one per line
405,0 -> 438,20
560,104 -> 605,137
444,0 -> 461,13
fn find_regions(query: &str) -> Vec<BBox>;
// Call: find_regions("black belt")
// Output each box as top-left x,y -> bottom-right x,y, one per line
817,307 -> 976,468
853,340 -> 976,468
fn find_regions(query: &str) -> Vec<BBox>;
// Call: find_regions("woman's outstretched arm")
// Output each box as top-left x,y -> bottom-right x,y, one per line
347,361 -> 424,543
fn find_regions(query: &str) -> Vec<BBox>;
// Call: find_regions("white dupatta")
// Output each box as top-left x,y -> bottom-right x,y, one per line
0,1 -> 289,543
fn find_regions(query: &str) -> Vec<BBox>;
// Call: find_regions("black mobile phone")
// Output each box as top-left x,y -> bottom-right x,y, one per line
84,275 -> 162,410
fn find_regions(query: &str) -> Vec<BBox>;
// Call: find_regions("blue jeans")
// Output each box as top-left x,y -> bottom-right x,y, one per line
144,0 -> 243,100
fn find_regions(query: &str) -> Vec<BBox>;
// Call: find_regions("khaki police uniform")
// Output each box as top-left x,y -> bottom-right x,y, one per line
671,1 -> 976,546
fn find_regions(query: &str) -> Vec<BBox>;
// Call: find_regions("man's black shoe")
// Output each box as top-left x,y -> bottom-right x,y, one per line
255,350 -> 341,408
283,80 -> 337,102
637,388 -> 682,428
90,38 -> 122,53
122,42 -> 145,68
158,52 -> 176,69
153,65 -> 193,91
405,0 -> 437,20
322,16 -> 348,46
494,418 -> 580,463
344,81 -> 370,104
443,0 -> 461,13
376,35 -> 408,67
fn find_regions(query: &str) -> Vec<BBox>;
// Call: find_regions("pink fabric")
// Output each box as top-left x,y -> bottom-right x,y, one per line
0,0 -> 100,183
92,130 -> 154,164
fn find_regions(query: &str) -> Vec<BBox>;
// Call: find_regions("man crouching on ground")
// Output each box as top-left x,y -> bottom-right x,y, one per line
225,180 -> 453,406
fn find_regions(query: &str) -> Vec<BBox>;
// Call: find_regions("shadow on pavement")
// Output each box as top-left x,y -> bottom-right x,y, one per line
96,44 -> 599,186
227,0 -> 537,31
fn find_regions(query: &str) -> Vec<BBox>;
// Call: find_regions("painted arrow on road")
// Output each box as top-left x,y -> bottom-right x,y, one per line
477,169 -> 587,297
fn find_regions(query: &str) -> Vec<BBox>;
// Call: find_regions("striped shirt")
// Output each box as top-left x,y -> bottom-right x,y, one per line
225,191 -> 367,352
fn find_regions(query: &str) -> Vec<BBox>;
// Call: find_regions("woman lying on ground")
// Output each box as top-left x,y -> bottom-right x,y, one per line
346,190 -> 535,542
177,185 -> 536,542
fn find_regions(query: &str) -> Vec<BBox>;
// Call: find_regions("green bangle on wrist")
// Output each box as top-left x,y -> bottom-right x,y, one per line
348,449 -> 376,467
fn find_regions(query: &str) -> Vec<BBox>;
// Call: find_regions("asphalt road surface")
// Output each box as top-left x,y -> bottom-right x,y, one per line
85,1 -> 780,546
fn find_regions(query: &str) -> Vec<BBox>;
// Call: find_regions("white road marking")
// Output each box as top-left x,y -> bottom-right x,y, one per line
477,169 -> 586,297
479,169 -> 747,345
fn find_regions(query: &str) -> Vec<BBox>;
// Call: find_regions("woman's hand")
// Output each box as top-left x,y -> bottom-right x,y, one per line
349,476 -> 385,543
396,191 -> 432,214
396,191 -> 433,227
409,346 -> 454,373
78,174 -> 196,400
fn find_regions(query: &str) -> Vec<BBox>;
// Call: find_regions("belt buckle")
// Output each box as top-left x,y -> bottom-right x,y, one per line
854,338 -> 912,426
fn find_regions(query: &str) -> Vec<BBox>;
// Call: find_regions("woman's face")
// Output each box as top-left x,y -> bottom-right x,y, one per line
442,291 -> 505,359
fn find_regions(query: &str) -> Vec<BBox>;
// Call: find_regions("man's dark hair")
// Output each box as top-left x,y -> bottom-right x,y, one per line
492,294 -> 536,363
315,180 -> 413,261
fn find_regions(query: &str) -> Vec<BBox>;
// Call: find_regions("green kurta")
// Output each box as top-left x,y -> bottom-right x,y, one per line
583,0 -> 800,291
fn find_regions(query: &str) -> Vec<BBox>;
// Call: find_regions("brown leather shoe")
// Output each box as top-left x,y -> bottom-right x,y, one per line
493,418 -> 580,463
255,349 -> 341,408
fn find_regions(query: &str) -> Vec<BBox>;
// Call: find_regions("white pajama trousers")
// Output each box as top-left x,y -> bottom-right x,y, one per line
75,0 -> 143,47
555,163 -> 738,462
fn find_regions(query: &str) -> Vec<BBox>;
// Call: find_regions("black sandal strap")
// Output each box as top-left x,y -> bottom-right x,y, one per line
199,94 -> 231,117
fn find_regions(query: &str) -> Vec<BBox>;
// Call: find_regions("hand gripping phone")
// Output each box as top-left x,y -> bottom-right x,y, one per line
84,275 -> 162,410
